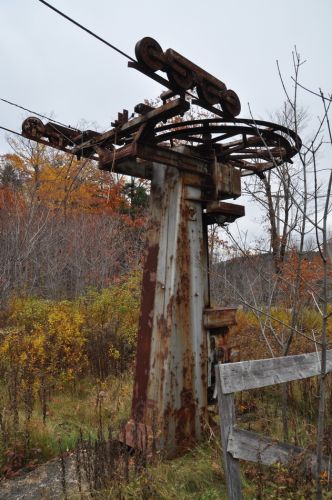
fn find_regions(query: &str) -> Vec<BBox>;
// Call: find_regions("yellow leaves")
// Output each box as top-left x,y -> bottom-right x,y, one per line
109,346 -> 121,360
231,305 -> 332,361
79,270 -> 141,375
1,269 -> 141,388
2,297 -> 87,389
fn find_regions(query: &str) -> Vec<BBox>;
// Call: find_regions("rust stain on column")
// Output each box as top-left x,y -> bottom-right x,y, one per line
132,242 -> 159,422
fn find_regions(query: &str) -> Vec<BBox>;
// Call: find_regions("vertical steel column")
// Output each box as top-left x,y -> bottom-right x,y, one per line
126,163 -> 209,455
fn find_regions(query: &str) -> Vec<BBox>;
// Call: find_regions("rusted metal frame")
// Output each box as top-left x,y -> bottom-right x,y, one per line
21,134 -> 79,156
132,122 -> 152,144
245,122 -> 302,152
218,133 -> 286,154
153,126 -> 294,159
220,135 -> 291,158
111,109 -> 129,128
22,116 -> 102,152
230,161 -> 277,176
163,49 -> 228,101
209,132 -> 241,144
227,149 -> 287,162
183,136 -> 209,144
136,144 -> 208,175
153,125 -> 290,148
99,142 -> 209,177
153,125 -> 239,144
71,98 -> 190,155
97,149 -> 153,179
222,159 -> 272,176
222,151 -> 286,163
204,308 -> 237,329
221,158 -> 273,177
154,117 -> 302,151
131,43 -> 239,114
128,60 -> 183,95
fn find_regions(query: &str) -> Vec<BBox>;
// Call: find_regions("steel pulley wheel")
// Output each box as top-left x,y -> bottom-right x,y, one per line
135,37 -> 164,72
164,49 -> 194,91
197,79 -> 227,106
166,65 -> 194,91
220,89 -> 241,117
22,117 -> 44,139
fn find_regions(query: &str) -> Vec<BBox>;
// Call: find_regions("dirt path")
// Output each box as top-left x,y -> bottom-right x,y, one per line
0,455 -> 88,499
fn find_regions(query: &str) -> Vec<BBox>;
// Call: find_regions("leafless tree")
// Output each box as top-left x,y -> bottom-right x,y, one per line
211,48 -> 332,497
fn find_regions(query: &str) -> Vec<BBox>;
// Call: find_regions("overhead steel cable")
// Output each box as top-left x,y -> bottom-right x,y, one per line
37,0 -> 135,63
0,97 -> 79,131
0,124 -> 76,152
36,1 -> 201,105
0,125 -> 26,139
0,97 -> 82,147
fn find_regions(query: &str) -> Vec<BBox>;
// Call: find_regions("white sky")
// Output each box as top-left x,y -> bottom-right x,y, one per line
1,0 -> 331,242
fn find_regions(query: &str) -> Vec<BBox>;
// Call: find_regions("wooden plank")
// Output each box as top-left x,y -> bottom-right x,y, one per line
98,143 -> 208,177
215,367 -> 243,500
98,148 -> 153,179
137,144 -> 208,176
206,201 -> 245,218
204,308 -> 237,329
218,350 -> 332,394
228,428 -> 332,476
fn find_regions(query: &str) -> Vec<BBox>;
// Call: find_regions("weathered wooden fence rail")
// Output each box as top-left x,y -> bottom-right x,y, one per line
215,350 -> 332,499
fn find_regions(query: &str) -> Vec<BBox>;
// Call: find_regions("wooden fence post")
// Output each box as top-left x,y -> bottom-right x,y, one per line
215,366 -> 242,500
215,350 -> 332,498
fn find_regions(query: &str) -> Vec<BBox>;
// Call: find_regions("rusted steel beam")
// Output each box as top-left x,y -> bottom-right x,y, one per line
204,308 -> 237,329
206,201 -> 245,218
205,201 -> 245,225
97,148 -> 153,179
71,97 -> 190,154
125,164 -> 210,455
99,142 -> 209,177
21,107 -> 301,179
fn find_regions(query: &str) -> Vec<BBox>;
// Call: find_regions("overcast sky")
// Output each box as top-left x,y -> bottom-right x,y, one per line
1,0 -> 331,242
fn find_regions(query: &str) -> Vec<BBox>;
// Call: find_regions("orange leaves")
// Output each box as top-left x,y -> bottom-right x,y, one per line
0,186 -> 25,212
34,158 -> 126,213
279,249 -> 328,308
1,147 -> 132,215
1,138 -> 150,237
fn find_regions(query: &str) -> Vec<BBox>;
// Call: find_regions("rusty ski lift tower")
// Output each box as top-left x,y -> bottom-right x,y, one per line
21,37 -> 301,456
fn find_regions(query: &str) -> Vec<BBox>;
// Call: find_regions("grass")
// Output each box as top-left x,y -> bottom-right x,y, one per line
0,373 -> 331,497
0,374 -> 132,473
91,441 -> 227,499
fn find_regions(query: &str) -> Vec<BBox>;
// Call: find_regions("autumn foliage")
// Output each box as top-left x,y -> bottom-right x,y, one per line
0,139 -> 146,445
0,271 -> 141,427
